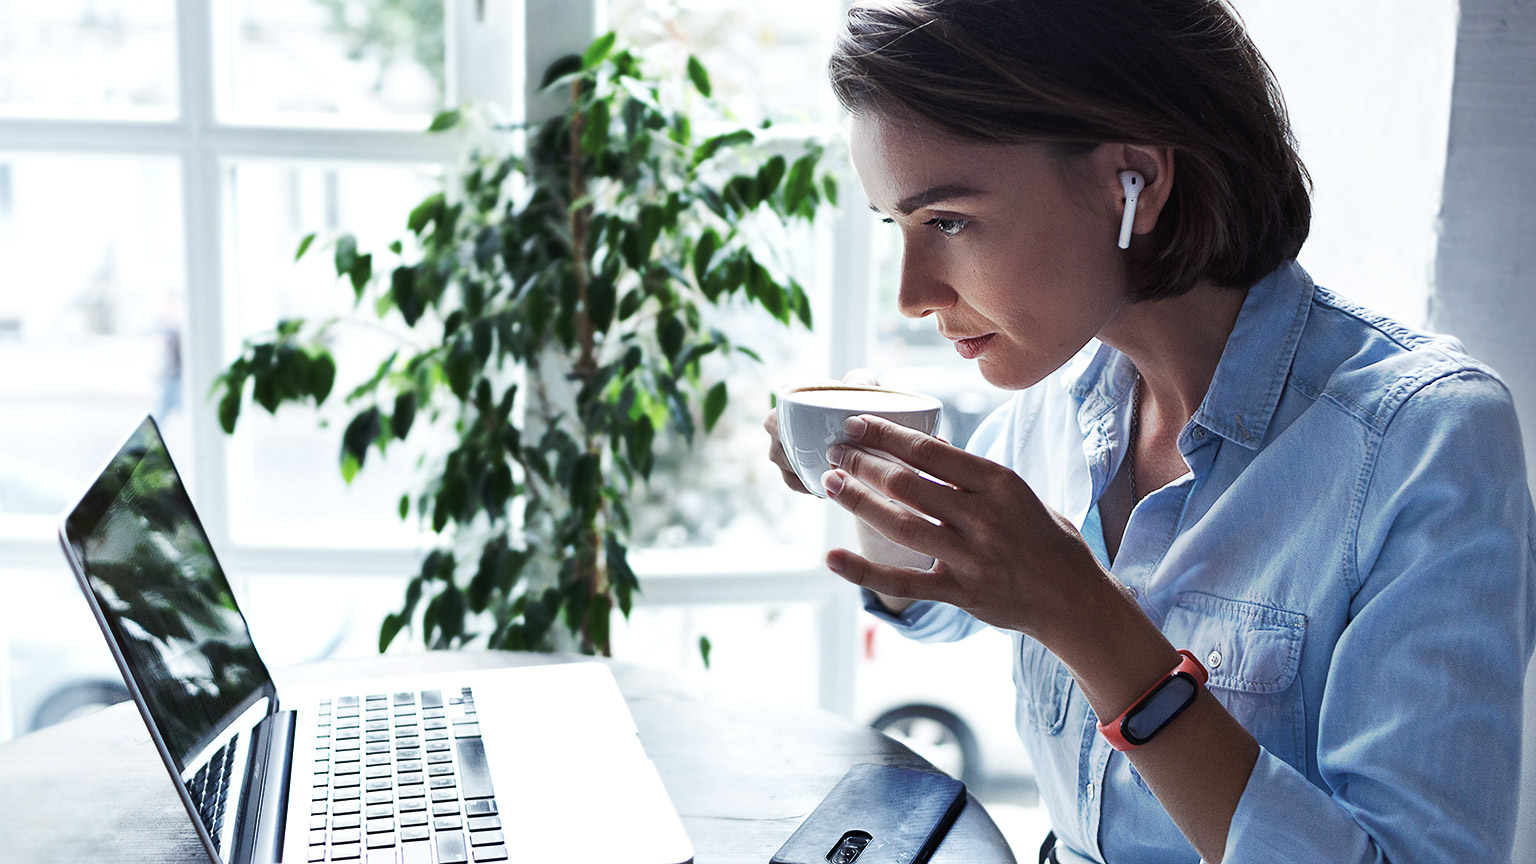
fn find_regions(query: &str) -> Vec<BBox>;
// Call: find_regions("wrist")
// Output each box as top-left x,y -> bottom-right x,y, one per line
1037,573 -> 1182,722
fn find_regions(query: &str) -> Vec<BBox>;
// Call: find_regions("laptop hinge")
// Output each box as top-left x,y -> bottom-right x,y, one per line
232,710 -> 296,864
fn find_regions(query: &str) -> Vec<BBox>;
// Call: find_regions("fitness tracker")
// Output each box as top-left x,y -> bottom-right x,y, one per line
1097,649 -> 1209,751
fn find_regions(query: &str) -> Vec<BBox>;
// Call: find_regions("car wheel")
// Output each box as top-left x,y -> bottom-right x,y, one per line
28,681 -> 131,733
871,704 -> 981,785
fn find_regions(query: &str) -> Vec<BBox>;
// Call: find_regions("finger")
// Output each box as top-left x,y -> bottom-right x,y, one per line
764,409 -> 811,495
826,548 -> 956,606
824,467 -> 959,562
844,414 -> 995,491
829,441 -> 957,523
841,368 -> 881,387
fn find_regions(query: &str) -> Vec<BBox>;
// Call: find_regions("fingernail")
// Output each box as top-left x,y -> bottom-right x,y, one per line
844,415 -> 868,439
823,470 -> 844,496
826,553 -> 844,574
827,444 -> 846,467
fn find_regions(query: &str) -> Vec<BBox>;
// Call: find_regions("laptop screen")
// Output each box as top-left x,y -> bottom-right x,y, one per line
61,416 -> 274,773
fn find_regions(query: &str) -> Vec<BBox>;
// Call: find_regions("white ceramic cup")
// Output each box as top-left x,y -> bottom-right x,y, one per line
777,384 -> 943,498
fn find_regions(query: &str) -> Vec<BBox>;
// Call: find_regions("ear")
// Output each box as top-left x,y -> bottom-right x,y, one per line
1102,144 -> 1176,243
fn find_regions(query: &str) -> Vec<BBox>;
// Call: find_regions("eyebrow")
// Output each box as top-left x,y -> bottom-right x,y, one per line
868,183 -> 987,217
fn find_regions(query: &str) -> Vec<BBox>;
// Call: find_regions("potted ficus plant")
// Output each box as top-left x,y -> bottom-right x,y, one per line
213,33 -> 835,657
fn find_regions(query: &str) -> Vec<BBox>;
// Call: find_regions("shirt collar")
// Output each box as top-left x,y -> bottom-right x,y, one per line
1062,261 -> 1315,450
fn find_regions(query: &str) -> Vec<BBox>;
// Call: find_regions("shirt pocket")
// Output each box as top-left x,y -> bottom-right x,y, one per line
1012,632 -> 1074,735
1163,592 -> 1308,773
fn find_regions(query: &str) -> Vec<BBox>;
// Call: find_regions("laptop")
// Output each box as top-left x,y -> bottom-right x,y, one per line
57,415 -> 694,864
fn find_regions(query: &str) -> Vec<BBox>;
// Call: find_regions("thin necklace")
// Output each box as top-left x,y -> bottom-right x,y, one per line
1127,374 -> 1142,504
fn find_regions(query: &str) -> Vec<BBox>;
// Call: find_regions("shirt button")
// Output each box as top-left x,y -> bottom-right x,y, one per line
1085,783 -> 1096,801
1206,648 -> 1223,670
1193,427 -> 1206,440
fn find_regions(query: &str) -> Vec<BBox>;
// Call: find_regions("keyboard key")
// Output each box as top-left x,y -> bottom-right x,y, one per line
310,816 -> 327,830
466,815 -> 501,833
308,846 -> 326,862
435,832 -> 469,864
400,811 -> 429,827
399,761 -> 425,774
429,777 -> 456,790
434,815 -> 463,831
367,832 -> 398,849
401,825 -> 429,842
366,818 -> 395,834
401,839 -> 432,864
366,791 -> 393,805
398,773 -> 425,786
432,803 -> 460,817
333,800 -> 361,816
333,814 -> 362,830
469,830 -> 504,847
400,798 -> 427,812
365,804 -> 393,820
431,789 -> 458,804
366,849 -> 397,864
332,843 -> 362,860
420,690 -> 443,709
454,738 -> 494,799
471,845 -> 508,862
333,828 -> 362,845
334,788 -> 362,802
399,786 -> 426,800
453,723 -> 481,739
427,751 -> 453,764
464,799 -> 498,817
313,800 -> 332,816
309,829 -> 327,846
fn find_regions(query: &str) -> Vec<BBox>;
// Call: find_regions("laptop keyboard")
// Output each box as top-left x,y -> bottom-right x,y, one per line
308,688 -> 507,863
189,732 -> 239,852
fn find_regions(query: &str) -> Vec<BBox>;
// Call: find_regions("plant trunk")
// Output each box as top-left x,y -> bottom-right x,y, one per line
569,81 -> 610,656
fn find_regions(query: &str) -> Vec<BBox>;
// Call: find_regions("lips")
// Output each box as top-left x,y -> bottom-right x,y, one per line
951,333 -> 997,360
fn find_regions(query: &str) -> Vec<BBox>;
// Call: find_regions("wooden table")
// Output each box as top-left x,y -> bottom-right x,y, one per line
0,651 -> 1017,864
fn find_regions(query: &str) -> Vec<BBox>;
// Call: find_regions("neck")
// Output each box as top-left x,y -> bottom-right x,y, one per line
1102,280 -> 1248,426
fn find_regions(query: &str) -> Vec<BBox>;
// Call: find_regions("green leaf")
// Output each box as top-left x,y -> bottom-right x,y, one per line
757,155 -> 787,199
445,336 -> 476,401
334,234 -> 358,280
341,407 -> 381,480
699,635 -> 712,669
217,385 -> 243,435
398,494 -> 410,521
586,593 -> 612,654
348,252 -> 372,297
341,451 -> 361,485
581,31 -> 617,70
391,266 -> 424,327
703,381 -> 728,433
391,391 -> 417,439
657,314 -> 685,362
686,55 -> 712,97
692,230 -> 719,285
427,108 -> 462,132
539,54 -> 583,89
308,351 -> 336,404
691,130 -> 754,167
408,193 -> 445,236
822,173 -> 840,207
295,232 -> 316,261
784,154 -> 816,212
379,613 -> 406,653
581,97 -> 609,155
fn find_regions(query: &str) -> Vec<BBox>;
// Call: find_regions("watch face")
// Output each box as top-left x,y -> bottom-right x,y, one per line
1124,674 -> 1198,744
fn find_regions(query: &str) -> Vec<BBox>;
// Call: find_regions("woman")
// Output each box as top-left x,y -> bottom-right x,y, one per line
764,1 -> 1536,862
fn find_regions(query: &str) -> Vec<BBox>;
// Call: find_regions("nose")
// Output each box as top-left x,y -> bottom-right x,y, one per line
896,243 -> 957,320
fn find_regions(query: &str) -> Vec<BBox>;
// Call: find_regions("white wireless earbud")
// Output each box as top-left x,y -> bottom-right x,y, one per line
1117,170 -> 1144,250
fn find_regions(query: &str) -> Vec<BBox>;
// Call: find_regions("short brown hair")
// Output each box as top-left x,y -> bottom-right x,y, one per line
830,0 -> 1312,300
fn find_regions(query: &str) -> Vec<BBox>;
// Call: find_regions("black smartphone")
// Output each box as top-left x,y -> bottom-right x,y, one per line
770,763 -> 967,864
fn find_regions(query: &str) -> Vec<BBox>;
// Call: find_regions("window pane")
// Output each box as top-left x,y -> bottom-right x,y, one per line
609,602 -> 822,709
0,0 -> 177,118
0,156 -> 189,531
225,161 -> 441,545
1,567 -> 130,744
607,0 -> 842,125
221,0 -> 445,127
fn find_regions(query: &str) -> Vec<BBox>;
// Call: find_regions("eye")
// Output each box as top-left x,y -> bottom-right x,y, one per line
923,217 -> 969,238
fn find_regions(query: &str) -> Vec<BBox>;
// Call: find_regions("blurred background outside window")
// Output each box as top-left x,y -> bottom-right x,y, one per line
0,0 -> 1458,853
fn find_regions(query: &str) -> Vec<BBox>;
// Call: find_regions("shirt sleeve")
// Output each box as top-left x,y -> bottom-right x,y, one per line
1223,368 -> 1536,863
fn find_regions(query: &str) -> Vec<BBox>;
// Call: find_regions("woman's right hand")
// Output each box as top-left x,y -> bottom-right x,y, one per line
764,369 -> 883,495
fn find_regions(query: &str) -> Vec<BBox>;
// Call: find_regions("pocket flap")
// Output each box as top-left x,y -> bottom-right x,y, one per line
1164,593 -> 1305,694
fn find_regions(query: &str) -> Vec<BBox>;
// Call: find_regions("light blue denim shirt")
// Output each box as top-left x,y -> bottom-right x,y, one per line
865,262 -> 1536,862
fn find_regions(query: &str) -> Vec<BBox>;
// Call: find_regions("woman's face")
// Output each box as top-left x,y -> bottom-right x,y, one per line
850,113 -> 1133,390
